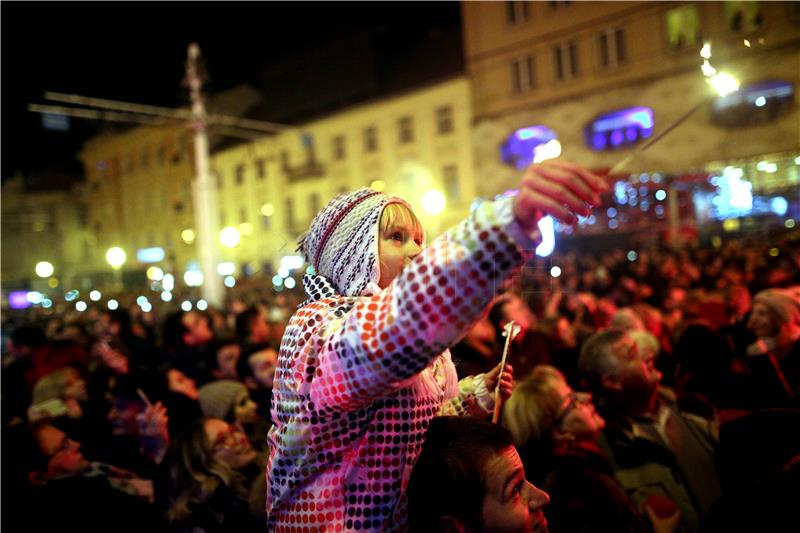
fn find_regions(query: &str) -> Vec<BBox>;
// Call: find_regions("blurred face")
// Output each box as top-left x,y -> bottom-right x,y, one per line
611,334 -> 662,410
747,302 -> 779,338
167,369 -> 199,400
36,425 -> 89,479
232,390 -> 258,424
249,314 -> 271,343
249,348 -> 278,389
553,382 -> 605,443
501,295 -> 536,338
216,344 -> 240,380
480,446 -> 550,533
204,418 -> 256,470
377,204 -> 423,289
182,311 -> 213,346
63,369 -> 88,402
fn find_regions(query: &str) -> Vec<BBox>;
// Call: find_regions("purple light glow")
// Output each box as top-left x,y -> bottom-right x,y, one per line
9,291 -> 31,310
584,106 -> 654,151
501,126 -> 558,169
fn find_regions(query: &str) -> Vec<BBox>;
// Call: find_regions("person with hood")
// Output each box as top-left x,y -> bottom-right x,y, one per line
266,160 -> 606,530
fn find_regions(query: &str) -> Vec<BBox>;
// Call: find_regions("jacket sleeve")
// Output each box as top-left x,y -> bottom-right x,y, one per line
308,197 -> 539,413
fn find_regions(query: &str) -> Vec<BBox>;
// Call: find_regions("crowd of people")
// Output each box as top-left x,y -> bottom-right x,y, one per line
3,168 -> 800,531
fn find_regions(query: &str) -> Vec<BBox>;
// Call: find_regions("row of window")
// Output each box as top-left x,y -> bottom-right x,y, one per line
213,106 -> 455,186
507,2 -> 767,94
506,1 -> 571,24
510,28 -> 625,92
216,164 -> 462,232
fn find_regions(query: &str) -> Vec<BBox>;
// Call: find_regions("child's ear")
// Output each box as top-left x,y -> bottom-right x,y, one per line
438,516 -> 466,533
28,471 -> 48,486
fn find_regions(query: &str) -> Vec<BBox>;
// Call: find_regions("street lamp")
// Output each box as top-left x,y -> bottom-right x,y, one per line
421,189 -> 446,216
106,247 -> 126,291
220,226 -> 241,248
35,261 -> 54,278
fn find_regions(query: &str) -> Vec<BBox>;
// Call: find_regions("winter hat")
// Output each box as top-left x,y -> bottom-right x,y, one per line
198,379 -> 246,421
297,187 -> 412,299
753,287 -> 800,326
31,368 -> 72,405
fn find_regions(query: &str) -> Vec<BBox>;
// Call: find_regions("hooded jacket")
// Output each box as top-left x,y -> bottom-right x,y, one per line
266,189 -> 539,531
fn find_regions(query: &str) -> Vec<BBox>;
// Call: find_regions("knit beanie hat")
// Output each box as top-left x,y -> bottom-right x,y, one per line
753,287 -> 800,326
297,187 -> 412,300
198,379 -> 246,420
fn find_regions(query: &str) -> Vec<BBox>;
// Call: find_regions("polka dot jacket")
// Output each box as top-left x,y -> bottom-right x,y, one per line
266,195 -> 539,532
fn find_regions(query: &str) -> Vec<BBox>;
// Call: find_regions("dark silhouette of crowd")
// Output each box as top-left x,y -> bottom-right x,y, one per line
2,234 -> 799,532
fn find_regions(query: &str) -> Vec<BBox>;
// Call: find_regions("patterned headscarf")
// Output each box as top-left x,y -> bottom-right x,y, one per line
297,188 -> 411,301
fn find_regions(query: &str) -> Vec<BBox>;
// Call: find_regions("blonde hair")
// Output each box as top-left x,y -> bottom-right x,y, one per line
379,202 -> 424,243
502,365 -> 566,448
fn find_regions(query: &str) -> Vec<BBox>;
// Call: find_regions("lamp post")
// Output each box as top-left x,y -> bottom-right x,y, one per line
106,246 -> 126,291
35,261 -> 54,278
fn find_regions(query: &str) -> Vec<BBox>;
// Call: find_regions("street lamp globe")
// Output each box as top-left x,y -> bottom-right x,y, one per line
220,226 -> 241,248
35,261 -> 54,278
421,189 -> 446,216
106,247 -> 127,269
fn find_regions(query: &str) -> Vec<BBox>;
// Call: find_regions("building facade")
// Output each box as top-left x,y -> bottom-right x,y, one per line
76,77 -> 475,289
462,1 -> 800,234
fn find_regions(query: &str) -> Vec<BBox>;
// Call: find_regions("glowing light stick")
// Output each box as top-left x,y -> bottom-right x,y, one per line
492,320 -> 521,424
610,41 -> 740,175
533,140 -> 562,257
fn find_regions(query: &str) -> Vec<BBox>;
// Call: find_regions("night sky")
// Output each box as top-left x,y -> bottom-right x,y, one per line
1,1 -> 462,186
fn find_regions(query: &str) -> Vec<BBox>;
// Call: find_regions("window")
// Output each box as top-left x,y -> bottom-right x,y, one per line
255,158 -> 266,180
309,193 -> 320,217
506,1 -> 529,24
262,214 -> 271,229
140,150 -> 149,170
281,150 -> 290,170
553,41 -> 579,81
364,126 -> 378,152
666,4 -> 701,49
239,207 -> 248,224
398,116 -> 414,144
158,145 -> 167,166
725,1 -> 762,32
332,135 -> 346,160
436,106 -> 454,134
511,55 -> 536,93
215,170 -> 223,189
598,29 -> 626,68
443,165 -> 461,201
220,211 -> 227,227
285,198 -> 295,229
235,164 -> 245,185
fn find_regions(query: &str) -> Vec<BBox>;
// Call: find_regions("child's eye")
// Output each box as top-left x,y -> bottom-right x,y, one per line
391,232 -> 404,241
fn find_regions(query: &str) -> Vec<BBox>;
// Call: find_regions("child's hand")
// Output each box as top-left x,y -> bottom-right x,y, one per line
512,160 -> 607,230
485,363 -> 514,401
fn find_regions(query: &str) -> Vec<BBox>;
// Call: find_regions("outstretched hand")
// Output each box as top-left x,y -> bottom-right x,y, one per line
512,160 -> 607,231
484,362 -> 514,402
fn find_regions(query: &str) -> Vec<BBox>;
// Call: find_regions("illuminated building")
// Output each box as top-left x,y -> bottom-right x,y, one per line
461,1 -> 800,236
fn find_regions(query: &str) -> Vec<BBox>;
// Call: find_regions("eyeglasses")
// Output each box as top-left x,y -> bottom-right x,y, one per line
555,391 -> 592,425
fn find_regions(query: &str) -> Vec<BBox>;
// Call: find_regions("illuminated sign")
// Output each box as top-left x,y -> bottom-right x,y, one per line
585,107 -> 654,151
136,247 -> 165,263
501,126 -> 558,169
711,80 -> 794,127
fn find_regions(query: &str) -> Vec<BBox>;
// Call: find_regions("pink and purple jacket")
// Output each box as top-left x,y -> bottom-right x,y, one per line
266,189 -> 538,531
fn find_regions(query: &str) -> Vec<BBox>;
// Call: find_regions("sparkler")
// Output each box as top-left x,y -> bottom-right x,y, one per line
492,320 -> 521,424
609,41 -> 741,175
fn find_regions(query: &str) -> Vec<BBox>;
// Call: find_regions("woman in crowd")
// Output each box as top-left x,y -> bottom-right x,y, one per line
502,365 -> 680,533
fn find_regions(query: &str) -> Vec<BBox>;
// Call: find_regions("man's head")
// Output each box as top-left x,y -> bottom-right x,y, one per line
236,344 -> 278,390
235,307 -> 270,344
27,422 -> 90,485
407,416 -> 550,533
578,329 -> 662,416
206,338 -> 241,381
748,287 -> 800,344
162,311 -> 213,352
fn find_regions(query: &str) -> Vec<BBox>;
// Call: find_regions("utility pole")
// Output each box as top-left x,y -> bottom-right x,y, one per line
185,43 -> 224,307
